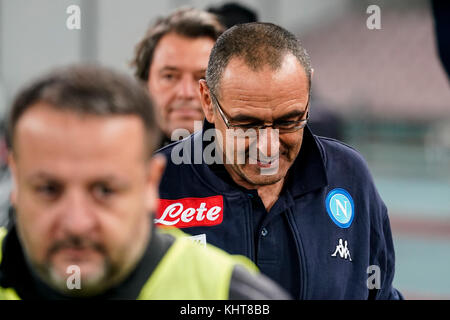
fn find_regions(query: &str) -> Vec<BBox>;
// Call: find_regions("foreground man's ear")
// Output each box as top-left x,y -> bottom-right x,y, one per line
8,152 -> 17,206
199,79 -> 215,123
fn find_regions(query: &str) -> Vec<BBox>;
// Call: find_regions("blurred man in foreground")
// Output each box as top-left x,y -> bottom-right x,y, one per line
133,8 -> 224,147
0,65 -> 289,300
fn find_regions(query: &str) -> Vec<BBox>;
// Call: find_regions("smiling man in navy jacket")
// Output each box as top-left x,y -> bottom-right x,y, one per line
156,22 -> 403,300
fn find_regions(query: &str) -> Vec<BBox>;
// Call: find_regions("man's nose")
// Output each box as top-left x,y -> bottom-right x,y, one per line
59,190 -> 96,235
258,127 -> 280,158
177,75 -> 197,100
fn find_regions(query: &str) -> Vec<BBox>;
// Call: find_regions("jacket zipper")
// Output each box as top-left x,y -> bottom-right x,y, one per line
245,196 -> 255,262
286,209 -> 307,300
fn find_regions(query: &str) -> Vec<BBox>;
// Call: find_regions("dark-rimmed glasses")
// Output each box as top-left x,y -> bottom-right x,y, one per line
209,91 -> 309,133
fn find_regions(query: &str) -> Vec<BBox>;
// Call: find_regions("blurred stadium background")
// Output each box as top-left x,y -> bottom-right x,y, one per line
1,0 -> 449,299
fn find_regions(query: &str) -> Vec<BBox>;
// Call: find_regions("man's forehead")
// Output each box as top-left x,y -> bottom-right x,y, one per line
219,55 -> 308,94
152,32 -> 214,69
217,56 -> 308,105
25,170 -> 126,185
14,103 -> 147,160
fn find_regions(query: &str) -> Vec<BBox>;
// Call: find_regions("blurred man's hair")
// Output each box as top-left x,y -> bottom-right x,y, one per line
207,2 -> 258,29
8,65 -> 161,157
206,22 -> 312,98
132,7 -> 225,82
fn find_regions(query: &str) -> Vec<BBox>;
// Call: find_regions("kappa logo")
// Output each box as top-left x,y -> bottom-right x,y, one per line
187,234 -> 207,247
156,196 -> 224,228
331,239 -> 352,261
325,188 -> 354,228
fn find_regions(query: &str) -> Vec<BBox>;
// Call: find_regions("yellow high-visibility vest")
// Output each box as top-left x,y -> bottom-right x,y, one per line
0,227 -> 258,300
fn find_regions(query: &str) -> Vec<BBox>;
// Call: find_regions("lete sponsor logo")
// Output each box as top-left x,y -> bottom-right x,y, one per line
155,196 -> 224,228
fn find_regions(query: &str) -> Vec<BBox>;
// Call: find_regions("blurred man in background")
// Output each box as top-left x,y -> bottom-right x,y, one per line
0,65 -> 289,300
207,2 -> 258,29
132,8 -> 224,148
432,0 -> 450,79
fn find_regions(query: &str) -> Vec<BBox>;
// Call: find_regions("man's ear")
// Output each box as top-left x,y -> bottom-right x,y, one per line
199,79 -> 215,123
8,152 -> 17,206
145,154 -> 166,214
311,68 -> 314,80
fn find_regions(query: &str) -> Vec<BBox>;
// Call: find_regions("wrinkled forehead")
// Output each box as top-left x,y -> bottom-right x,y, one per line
216,55 -> 309,113
219,54 -> 308,95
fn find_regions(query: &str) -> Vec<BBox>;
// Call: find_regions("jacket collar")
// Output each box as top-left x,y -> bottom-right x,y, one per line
285,124 -> 329,197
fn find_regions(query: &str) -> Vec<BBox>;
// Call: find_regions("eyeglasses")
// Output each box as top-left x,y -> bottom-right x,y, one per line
209,91 -> 310,133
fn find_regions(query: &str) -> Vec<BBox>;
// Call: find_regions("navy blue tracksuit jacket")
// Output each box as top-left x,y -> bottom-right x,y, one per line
157,122 -> 402,300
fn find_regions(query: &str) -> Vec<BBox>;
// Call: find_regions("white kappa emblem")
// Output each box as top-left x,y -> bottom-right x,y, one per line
187,234 -> 207,247
331,238 -> 352,261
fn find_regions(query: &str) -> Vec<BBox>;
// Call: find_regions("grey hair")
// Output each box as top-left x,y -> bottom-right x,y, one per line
206,22 -> 312,98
